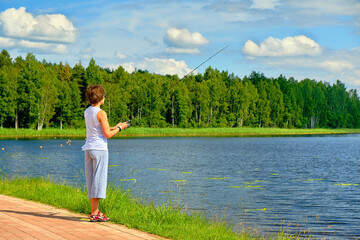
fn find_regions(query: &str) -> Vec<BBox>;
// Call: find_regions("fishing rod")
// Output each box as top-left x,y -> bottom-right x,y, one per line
125,44 -> 230,125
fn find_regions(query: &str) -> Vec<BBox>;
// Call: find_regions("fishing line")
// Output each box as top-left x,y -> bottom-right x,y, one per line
127,44 -> 230,123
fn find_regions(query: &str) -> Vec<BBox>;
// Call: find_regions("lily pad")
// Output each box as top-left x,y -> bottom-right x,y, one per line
170,180 -> 186,182
245,208 -> 268,213
147,168 -> 170,171
229,185 -> 263,189
205,177 -> 230,180
334,183 -> 358,186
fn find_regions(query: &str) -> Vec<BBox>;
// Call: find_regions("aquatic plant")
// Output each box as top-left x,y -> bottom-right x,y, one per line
205,177 -> 231,180
170,180 -> 186,183
334,183 -> 358,186
147,168 -> 170,171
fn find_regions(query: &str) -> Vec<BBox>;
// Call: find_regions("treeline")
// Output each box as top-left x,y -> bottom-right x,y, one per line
0,49 -> 359,130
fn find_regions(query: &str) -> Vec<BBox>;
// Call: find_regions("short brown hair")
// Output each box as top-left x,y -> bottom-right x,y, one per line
86,85 -> 106,104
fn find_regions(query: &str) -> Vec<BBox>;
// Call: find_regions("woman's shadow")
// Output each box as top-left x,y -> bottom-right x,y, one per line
0,209 -> 88,222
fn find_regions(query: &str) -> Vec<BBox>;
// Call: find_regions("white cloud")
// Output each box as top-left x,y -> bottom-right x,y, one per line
166,47 -> 200,54
164,27 -> 210,55
289,0 -> 360,16
0,36 -> 67,54
250,0 -> 281,10
122,62 -> 136,73
32,14 -> 76,43
0,37 -> 16,48
242,35 -> 321,57
315,48 -> 359,75
0,7 -> 36,37
18,40 -> 68,54
278,0 -> 360,29
318,61 -> 354,73
141,58 -> 192,77
115,51 -> 126,60
0,7 -> 75,54
265,57 -> 354,73
102,63 -> 135,73
0,7 -> 76,43
245,46 -> 360,90
121,58 -> 192,78
165,27 -> 210,48
78,48 -> 95,59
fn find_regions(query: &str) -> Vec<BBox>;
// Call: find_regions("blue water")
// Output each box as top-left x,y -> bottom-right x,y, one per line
1,135 -> 360,239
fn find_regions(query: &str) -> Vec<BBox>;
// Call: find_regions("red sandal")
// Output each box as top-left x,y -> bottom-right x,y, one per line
90,211 -> 110,222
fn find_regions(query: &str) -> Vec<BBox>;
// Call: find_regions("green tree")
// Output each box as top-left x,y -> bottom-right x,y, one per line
327,80 -> 350,128
189,75 -> 210,127
256,80 -> 271,127
53,63 -> 82,129
298,79 -> 316,128
104,66 -> 131,125
86,58 -> 102,85
0,70 -> 13,128
204,67 -> 228,127
16,53 -> 41,128
173,81 -> 191,128
72,62 -> 87,107
54,63 -> 72,129
0,50 -> 12,68
347,89 -> 360,128
3,49 -> 360,130
0,50 -> 17,128
36,67 -> 59,130
312,81 -> 329,128
129,70 -> 149,126
276,76 -> 302,128
267,80 -> 284,127
230,79 -> 258,127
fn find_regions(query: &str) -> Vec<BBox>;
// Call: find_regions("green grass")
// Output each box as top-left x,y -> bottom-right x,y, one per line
0,128 -> 86,137
0,176 -> 311,240
1,127 -> 360,138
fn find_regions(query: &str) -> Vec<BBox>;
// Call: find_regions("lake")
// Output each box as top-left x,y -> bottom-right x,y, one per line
1,135 -> 360,239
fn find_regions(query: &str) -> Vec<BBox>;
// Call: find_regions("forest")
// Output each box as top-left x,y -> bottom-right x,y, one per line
0,49 -> 359,130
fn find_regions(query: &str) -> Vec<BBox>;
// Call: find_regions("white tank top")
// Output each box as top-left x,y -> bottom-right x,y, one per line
82,106 -> 108,151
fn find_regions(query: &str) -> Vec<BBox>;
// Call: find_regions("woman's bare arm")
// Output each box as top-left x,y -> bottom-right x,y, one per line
97,110 -> 128,139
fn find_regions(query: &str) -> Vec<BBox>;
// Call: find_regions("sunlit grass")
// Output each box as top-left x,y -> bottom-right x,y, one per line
121,127 -> 360,137
1,127 -> 360,138
0,128 -> 86,137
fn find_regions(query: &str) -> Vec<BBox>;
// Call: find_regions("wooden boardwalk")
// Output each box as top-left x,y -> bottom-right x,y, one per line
0,194 -> 166,240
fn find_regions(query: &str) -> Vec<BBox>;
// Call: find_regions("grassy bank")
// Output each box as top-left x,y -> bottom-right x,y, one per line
1,127 -> 360,138
0,176 -> 304,240
120,127 -> 360,137
0,128 -> 86,137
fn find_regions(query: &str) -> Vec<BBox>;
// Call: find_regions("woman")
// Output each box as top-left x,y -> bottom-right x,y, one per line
82,84 -> 129,222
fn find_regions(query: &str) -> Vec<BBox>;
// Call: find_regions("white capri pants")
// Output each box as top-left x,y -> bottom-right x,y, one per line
84,150 -> 108,199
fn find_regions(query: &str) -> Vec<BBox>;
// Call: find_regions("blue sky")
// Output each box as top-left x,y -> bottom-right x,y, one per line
0,0 -> 359,90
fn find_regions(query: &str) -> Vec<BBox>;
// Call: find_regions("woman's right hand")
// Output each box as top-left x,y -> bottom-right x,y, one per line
117,122 -> 130,130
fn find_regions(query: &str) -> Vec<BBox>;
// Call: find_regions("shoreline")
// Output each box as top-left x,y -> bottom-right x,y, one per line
0,177 -> 303,239
1,127 -> 360,138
